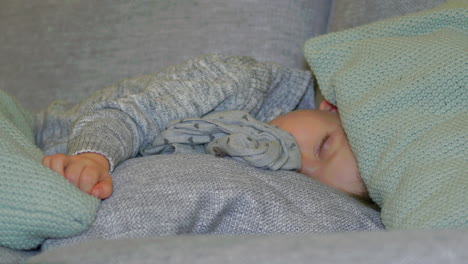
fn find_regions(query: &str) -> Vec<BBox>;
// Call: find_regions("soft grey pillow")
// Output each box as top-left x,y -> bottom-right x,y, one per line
0,0 -> 330,111
42,154 -> 383,250
327,0 -> 447,32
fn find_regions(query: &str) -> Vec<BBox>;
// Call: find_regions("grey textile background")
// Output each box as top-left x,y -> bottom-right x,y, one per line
30,230 -> 468,264
0,0 -> 330,111
327,0 -> 448,32
42,154 -> 383,250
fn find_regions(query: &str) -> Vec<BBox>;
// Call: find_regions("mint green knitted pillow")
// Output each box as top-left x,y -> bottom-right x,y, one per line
304,1 -> 467,229
0,90 -> 99,250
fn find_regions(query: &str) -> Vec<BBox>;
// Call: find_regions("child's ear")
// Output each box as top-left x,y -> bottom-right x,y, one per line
319,100 -> 338,112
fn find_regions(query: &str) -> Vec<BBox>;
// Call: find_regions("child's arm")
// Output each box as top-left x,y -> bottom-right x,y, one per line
42,152 -> 112,199
66,55 -> 311,172
58,55 -> 311,198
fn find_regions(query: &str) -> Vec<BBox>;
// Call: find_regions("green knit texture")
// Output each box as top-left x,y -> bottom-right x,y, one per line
0,89 -> 99,250
304,0 -> 467,229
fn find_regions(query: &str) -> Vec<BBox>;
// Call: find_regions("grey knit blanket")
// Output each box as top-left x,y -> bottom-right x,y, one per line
35,54 -> 314,171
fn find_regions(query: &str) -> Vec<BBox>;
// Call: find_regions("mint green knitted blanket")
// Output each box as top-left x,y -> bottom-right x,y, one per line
0,90 -> 99,250
304,0 -> 467,229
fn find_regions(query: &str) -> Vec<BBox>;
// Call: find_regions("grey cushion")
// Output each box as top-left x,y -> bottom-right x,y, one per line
30,230 -> 468,264
0,0 -> 330,111
42,154 -> 383,250
327,0 -> 448,32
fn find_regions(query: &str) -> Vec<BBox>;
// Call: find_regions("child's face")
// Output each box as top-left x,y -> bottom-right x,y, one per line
270,106 -> 368,198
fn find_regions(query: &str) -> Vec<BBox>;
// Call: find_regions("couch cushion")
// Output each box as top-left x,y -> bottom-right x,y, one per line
327,0 -> 447,32
42,154 -> 383,250
0,90 -> 100,250
0,0 -> 330,111
30,230 -> 468,264
304,1 -> 467,229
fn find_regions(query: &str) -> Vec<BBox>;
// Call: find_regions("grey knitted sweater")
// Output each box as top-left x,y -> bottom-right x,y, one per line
35,55 -> 313,170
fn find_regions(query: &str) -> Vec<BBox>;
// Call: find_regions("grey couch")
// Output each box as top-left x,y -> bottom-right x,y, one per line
1,0 -> 467,263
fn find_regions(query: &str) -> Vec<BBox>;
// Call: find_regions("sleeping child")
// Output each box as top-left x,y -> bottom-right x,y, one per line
42,101 -> 368,200
37,54 -> 368,201
40,1 -> 468,231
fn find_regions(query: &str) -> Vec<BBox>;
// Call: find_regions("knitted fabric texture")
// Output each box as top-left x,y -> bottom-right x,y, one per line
152,110 -> 301,171
0,90 -> 99,250
304,0 -> 467,229
36,54 -> 313,171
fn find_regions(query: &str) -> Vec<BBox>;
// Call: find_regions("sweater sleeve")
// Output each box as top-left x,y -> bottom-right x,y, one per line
67,55 -> 311,171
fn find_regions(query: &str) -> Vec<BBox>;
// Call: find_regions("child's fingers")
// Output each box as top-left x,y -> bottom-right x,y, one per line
42,155 -> 51,168
46,153 -> 70,176
79,167 -> 100,195
42,153 -> 112,199
64,160 -> 86,187
91,174 -> 113,199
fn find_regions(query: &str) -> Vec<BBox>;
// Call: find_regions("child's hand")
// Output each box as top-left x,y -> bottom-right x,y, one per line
42,153 -> 113,199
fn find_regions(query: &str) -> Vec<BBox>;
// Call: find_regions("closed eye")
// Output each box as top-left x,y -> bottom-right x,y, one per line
316,134 -> 330,159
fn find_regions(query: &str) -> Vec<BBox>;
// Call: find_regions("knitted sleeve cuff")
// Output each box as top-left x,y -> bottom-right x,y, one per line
67,129 -> 126,172
67,110 -> 142,171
